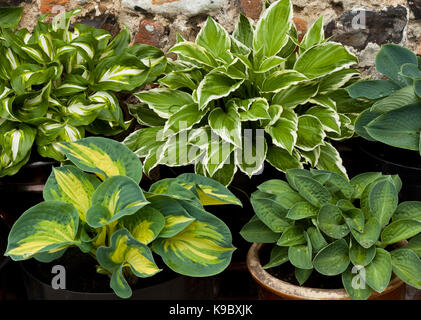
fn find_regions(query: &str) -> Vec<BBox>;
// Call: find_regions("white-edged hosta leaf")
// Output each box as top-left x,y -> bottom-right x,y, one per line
238,98 -> 271,121
266,146 -> 303,172
43,165 -> 101,221
5,201 -> 79,261
57,137 -> 142,183
169,41 -> 218,68
163,103 -> 205,136
265,106 -> 298,154
300,16 -> 324,52
272,82 -> 319,108
296,115 -> 325,151
316,142 -> 347,178
305,106 -> 341,133
235,133 -> 267,177
209,104 -> 242,147
261,70 -> 308,93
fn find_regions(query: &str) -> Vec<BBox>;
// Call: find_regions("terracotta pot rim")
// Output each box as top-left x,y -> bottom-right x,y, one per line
247,243 -> 404,300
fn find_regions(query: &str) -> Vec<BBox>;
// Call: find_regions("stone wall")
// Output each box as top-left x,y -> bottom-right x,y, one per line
1,0 -> 420,76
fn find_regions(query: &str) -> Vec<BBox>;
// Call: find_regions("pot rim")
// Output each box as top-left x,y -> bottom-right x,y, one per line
247,243 -> 404,300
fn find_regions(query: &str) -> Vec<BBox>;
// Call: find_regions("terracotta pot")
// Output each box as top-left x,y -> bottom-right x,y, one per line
247,243 -> 406,300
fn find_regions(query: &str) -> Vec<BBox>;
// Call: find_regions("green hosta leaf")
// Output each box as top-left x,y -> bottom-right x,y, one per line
257,179 -> 304,210
266,107 -> 298,154
86,175 -> 149,228
311,170 -> 354,199
370,86 -> 419,113
391,249 -> 421,289
285,168 -> 313,188
307,226 -> 327,253
400,63 -> 421,80
293,176 -> 331,207
120,206 -> 165,245
316,143 -> 347,178
261,70 -> 308,93
350,172 -> 382,199
197,71 -> 244,110
405,234 -> 421,257
152,202 -> 234,276
305,106 -> 341,134
263,246 -> 289,269
277,226 -> 306,246
196,17 -> 231,62
294,43 -> 357,79
6,201 -> 79,261
96,229 -> 160,299
375,44 -> 417,87
365,248 -> 392,293
318,204 -> 350,239
208,104 -> 241,147
287,202 -> 318,220
381,219 -> 421,246
295,268 -> 313,285
300,16 -> 324,52
250,190 -> 290,233
342,209 -> 365,233
296,115 -> 325,151
240,215 -> 280,243
288,232 -> 313,270
313,239 -> 349,276
233,14 -> 254,48
135,88 -> 194,119
369,179 -> 398,227
351,218 -> 381,249
169,41 -> 217,68
349,238 -> 376,267
342,266 -> 373,300
58,137 -> 142,183
266,146 -> 303,172
43,166 -> 101,221
0,7 -> 23,29
253,0 -> 292,57
393,201 -> 421,221
347,80 -> 400,99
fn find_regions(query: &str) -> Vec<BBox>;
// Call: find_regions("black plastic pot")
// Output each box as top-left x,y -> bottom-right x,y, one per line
0,219 -> 10,272
20,248 -> 219,300
352,138 -> 421,201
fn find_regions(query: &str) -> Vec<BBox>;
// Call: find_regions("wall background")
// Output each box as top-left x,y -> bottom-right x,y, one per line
1,0 -> 420,77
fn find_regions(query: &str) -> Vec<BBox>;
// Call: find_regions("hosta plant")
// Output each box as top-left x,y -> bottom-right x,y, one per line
0,7 -> 166,177
240,168 -> 421,300
124,0 -> 369,186
5,137 -> 241,298
348,44 -> 421,154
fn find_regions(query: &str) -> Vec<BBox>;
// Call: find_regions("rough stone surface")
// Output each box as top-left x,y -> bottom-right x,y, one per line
134,18 -> 166,47
40,0 -> 69,13
408,0 -> 421,18
238,0 -> 263,19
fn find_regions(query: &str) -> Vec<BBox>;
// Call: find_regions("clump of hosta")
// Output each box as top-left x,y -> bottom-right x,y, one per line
240,168 -> 421,300
348,44 -> 421,154
0,8 -> 166,177
5,137 -> 241,298
124,0 -> 368,186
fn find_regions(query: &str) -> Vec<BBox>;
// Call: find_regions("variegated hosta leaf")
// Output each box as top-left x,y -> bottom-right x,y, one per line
57,137 -> 143,183
5,201 -> 79,261
89,91 -> 121,123
43,165 -> 101,221
235,132 -> 268,177
203,139 -> 234,177
163,103 -> 205,137
175,173 -> 242,206
86,175 -> 149,228
152,201 -> 234,276
120,206 -> 165,245
96,229 -> 161,299
208,104 -> 242,148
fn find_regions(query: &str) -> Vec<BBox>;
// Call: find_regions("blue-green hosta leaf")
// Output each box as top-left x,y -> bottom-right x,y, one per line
300,16 -> 324,53
277,225 -> 306,246
209,104 -> 242,147
365,103 -> 421,151
250,190 -> 290,233
311,169 -> 354,199
342,208 -> 365,233
400,63 -> 421,80
57,137 -> 143,183
266,146 -> 303,172
370,86 -> 419,113
257,178 -> 305,210
351,217 -> 381,249
293,175 -> 331,207
86,175 -> 149,228
342,266 -> 373,300
240,215 -> 280,244
196,17 -> 232,63
296,115 -> 326,151
368,179 -> 398,227
375,44 -> 417,87
169,41 -> 218,68
307,226 -> 328,253
391,249 -> 421,289
305,106 -> 341,134
365,248 -> 392,293
288,232 -> 313,270
197,71 -> 244,110
316,143 -> 348,178
405,234 -> 421,257
43,166 -> 101,221
96,229 -> 160,299
393,201 -> 421,221
120,206 -> 165,245
0,7 -> 23,28
152,201 -> 234,277
265,107 -> 298,154
318,204 -> 350,239
313,239 -> 349,276
347,80 -> 400,99
135,88 -> 194,119
5,201 -> 79,261
294,42 -> 358,79
286,201 -> 318,220
350,172 -> 383,199
263,246 -> 289,269
349,237 -> 376,267
381,219 -> 421,246
253,0 -> 293,57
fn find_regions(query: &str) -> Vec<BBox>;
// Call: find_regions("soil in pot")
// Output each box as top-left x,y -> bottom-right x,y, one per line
21,247 -> 218,300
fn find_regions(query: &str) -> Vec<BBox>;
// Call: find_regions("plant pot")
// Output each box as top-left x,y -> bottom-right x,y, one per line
247,243 -> 406,300
353,138 -> 421,201
0,219 -> 10,272
0,157 -> 56,225
20,247 -> 219,300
